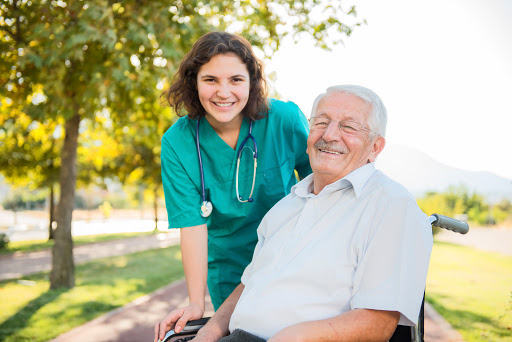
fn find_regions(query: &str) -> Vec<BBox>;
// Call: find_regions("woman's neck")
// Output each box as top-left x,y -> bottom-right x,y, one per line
205,115 -> 244,150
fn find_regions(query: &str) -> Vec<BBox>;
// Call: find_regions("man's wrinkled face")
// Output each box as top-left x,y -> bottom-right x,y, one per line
307,92 -> 385,187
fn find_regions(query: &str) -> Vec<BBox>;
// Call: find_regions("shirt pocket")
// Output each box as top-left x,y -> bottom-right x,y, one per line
262,157 -> 295,207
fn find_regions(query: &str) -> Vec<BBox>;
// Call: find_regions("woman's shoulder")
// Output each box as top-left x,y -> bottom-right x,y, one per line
266,98 -> 304,122
268,98 -> 301,113
162,116 -> 194,145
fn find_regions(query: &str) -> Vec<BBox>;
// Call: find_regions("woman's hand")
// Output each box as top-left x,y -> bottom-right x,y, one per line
154,302 -> 204,342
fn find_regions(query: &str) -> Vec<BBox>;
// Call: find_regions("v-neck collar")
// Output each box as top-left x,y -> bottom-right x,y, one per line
199,116 -> 251,178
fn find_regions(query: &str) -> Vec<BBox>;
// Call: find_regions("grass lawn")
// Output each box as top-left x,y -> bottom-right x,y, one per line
0,245 -> 184,342
427,241 -> 512,342
0,231 -> 156,255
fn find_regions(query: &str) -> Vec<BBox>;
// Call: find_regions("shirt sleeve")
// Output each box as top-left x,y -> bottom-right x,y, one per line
161,134 -> 206,229
240,214 -> 268,285
350,195 -> 433,326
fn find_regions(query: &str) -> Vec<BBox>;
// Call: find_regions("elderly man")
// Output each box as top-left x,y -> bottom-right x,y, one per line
191,85 -> 433,342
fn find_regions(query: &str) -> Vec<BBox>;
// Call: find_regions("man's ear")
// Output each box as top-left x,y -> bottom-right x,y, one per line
368,136 -> 386,163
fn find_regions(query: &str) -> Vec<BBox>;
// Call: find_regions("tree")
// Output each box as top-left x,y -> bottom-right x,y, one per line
0,105 -> 61,239
492,199 -> 512,225
1,0 -> 362,289
109,101 -> 172,231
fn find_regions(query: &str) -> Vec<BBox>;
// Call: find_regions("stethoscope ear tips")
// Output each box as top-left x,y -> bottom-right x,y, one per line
248,198 -> 254,202
200,201 -> 213,218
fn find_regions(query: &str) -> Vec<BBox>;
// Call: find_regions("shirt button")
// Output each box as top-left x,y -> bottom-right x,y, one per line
313,199 -> 318,204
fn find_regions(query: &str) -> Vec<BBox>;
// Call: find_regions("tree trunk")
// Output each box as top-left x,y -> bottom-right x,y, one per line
139,184 -> 144,220
153,185 -> 158,232
50,113 -> 80,289
48,184 -> 55,240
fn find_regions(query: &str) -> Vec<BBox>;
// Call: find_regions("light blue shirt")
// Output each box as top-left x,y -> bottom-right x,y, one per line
231,163 -> 433,339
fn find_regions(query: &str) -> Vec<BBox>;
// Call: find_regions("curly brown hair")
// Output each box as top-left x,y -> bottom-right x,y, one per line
161,31 -> 269,121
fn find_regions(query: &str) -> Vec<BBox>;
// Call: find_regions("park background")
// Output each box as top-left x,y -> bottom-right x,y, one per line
1,0 -> 511,341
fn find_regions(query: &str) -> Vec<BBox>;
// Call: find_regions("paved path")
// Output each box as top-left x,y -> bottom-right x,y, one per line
0,231 -> 179,281
0,232 -> 464,342
435,226 -> 512,256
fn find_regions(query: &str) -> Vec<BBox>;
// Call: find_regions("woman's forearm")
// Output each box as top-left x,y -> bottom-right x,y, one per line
180,224 -> 209,310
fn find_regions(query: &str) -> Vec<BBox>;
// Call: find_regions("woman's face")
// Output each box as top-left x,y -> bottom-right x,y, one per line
197,53 -> 250,129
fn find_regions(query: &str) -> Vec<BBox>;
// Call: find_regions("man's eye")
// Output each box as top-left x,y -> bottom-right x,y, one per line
341,124 -> 357,132
314,120 -> 329,126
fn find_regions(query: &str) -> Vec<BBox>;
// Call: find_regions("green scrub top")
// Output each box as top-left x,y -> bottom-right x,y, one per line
161,99 -> 312,309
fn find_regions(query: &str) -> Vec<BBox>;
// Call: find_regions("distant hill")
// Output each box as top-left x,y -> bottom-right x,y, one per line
376,145 -> 512,202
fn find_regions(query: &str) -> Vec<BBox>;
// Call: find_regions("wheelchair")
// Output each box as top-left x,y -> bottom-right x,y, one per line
161,213 -> 469,342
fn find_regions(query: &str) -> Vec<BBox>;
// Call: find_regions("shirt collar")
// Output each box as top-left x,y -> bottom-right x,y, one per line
292,163 -> 377,198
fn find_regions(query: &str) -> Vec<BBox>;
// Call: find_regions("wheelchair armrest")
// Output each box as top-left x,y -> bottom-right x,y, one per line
161,317 -> 211,342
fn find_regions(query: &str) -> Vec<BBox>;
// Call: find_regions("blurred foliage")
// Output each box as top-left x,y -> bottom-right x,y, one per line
0,0 -> 362,196
98,200 -> 112,218
1,185 -> 47,211
0,104 -> 61,190
0,232 -> 9,249
492,199 -> 512,225
417,186 -> 512,228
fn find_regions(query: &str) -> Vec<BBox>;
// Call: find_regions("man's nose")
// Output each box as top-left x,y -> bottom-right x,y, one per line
322,121 -> 341,141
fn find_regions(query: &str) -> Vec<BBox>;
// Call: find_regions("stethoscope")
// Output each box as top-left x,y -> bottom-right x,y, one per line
196,118 -> 258,218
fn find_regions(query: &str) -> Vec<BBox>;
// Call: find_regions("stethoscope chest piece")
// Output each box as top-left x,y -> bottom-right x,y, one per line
200,201 -> 213,218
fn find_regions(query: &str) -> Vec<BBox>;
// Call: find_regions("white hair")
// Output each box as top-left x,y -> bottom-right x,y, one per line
310,85 -> 387,137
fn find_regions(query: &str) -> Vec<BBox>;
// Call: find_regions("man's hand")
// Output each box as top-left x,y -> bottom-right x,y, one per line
189,323 -> 225,342
154,303 -> 204,342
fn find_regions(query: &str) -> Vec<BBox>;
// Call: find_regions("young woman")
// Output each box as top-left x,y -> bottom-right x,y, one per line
154,31 -> 312,340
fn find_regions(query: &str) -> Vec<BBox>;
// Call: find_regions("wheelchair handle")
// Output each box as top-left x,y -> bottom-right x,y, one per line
430,213 -> 469,234
185,317 -> 210,327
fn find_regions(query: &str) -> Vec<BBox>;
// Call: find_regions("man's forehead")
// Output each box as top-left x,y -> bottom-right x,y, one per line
316,92 -> 370,120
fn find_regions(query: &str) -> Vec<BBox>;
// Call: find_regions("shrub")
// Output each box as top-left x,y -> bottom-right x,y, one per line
0,233 -> 9,249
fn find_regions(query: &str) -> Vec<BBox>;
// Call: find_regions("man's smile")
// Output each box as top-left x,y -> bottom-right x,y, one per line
319,149 -> 344,155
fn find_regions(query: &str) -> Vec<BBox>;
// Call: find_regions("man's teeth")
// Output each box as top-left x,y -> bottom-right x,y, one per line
215,102 -> 234,107
320,149 -> 342,155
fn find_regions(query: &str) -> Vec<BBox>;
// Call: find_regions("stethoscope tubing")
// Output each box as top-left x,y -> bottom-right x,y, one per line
235,123 -> 257,203
196,120 -> 208,201
196,118 -> 258,217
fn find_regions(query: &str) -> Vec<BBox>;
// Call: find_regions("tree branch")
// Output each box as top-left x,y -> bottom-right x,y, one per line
0,25 -> 17,41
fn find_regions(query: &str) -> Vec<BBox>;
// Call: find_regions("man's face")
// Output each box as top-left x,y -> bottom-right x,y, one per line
306,92 -> 385,188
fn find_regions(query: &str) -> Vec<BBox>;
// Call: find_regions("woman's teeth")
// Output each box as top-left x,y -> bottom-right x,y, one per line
215,102 -> 234,107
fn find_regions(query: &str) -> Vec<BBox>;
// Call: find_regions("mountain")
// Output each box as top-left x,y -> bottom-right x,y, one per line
375,145 -> 512,202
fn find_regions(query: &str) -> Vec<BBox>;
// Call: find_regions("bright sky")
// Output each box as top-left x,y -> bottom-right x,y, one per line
266,0 -> 512,180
